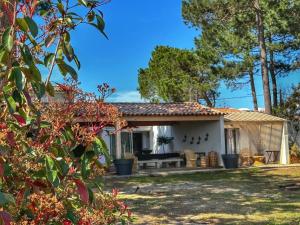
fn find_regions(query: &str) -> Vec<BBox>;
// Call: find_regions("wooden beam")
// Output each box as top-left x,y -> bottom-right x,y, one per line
124,115 -> 221,122
126,121 -> 178,127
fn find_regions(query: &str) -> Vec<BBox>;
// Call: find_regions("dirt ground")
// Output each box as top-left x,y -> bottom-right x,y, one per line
104,167 -> 300,225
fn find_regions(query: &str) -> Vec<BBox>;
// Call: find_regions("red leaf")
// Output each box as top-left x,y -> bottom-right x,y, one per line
0,211 -> 12,225
23,90 -> 33,106
6,132 -> 16,147
0,123 -> 7,130
74,179 -> 89,204
13,114 -> 26,126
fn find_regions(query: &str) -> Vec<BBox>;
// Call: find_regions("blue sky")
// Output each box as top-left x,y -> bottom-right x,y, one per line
50,0 -> 300,109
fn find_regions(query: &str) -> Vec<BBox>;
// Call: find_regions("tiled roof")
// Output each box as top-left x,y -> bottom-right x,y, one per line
214,108 -> 241,113
110,102 -> 224,116
224,111 -> 286,122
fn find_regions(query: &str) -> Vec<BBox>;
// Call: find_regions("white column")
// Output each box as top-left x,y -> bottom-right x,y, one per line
219,116 -> 226,166
115,121 -> 122,159
280,121 -> 289,164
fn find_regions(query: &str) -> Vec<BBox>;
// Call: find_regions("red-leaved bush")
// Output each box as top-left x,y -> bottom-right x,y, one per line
0,0 -> 132,224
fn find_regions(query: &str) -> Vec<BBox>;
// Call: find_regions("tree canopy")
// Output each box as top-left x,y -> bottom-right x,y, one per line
138,46 -> 219,107
182,0 -> 300,113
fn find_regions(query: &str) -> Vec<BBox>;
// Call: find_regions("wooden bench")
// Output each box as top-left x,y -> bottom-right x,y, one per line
137,158 -> 183,169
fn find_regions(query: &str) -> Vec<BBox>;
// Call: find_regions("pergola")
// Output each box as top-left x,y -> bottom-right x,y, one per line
224,111 -> 289,164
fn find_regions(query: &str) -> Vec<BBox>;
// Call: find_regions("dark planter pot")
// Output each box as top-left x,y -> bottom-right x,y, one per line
222,154 -> 240,169
114,159 -> 133,175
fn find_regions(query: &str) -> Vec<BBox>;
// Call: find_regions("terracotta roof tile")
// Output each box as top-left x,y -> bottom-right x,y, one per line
110,102 -> 223,116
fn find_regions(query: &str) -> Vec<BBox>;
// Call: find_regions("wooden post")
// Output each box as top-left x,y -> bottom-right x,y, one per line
115,120 -> 122,159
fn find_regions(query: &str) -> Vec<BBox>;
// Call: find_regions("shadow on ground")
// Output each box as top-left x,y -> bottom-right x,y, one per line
105,167 -> 300,225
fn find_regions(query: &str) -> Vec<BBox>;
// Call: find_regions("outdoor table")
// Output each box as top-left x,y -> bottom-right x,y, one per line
265,150 -> 280,164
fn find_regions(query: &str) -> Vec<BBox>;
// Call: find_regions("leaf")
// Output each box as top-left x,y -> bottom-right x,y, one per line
21,45 -> 33,66
45,156 -> 59,186
73,54 -> 81,69
0,192 -> 15,206
13,114 -> 26,126
74,179 -> 89,204
57,3 -> 65,14
56,59 -> 78,80
29,64 -> 42,82
78,0 -> 88,7
24,16 -> 38,37
45,156 -> 54,169
87,11 -> 95,22
0,46 -> 8,63
81,154 -> 90,179
10,67 -> 24,91
31,81 -> 45,99
89,22 -> 108,40
12,90 -> 23,105
2,28 -> 13,51
5,96 -> 16,113
62,42 -> 74,62
96,14 -> 105,32
0,211 -> 12,225
44,53 -> 55,67
16,18 -> 29,33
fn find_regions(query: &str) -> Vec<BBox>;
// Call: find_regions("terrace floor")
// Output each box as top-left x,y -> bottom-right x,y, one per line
104,166 -> 300,225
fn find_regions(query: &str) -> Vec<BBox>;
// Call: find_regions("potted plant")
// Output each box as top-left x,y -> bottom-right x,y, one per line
222,153 -> 239,169
114,144 -> 134,175
157,136 -> 174,154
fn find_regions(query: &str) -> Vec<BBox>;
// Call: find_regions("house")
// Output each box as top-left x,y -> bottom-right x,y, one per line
101,102 -> 289,166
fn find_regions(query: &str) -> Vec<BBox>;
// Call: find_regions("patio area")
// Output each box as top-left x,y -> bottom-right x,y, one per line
104,166 -> 300,224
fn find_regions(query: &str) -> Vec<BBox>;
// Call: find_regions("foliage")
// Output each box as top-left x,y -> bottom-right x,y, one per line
290,143 -> 300,158
157,136 -> 174,146
273,84 -> 300,120
0,0 -> 131,224
138,46 -> 219,106
182,0 -> 300,112
157,135 -> 174,153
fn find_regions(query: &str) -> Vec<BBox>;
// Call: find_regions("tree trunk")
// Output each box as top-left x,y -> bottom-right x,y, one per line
279,89 -> 284,107
249,67 -> 258,111
202,91 -> 213,107
254,0 -> 272,114
268,36 -> 278,108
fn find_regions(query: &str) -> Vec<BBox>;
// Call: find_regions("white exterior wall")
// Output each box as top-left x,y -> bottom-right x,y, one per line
101,118 -> 226,165
171,118 -> 225,165
152,126 -> 172,153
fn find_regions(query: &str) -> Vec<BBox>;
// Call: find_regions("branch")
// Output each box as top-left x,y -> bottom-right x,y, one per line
45,36 -> 61,85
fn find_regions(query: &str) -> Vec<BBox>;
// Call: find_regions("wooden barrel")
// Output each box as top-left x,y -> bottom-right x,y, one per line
200,156 -> 208,168
208,151 -> 218,168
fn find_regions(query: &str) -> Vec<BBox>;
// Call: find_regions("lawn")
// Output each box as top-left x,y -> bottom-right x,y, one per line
104,167 -> 300,225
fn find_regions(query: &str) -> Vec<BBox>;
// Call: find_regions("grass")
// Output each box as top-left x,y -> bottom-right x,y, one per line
104,167 -> 300,225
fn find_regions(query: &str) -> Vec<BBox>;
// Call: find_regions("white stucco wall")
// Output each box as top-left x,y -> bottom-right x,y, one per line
171,119 -> 225,164
152,126 -> 172,153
